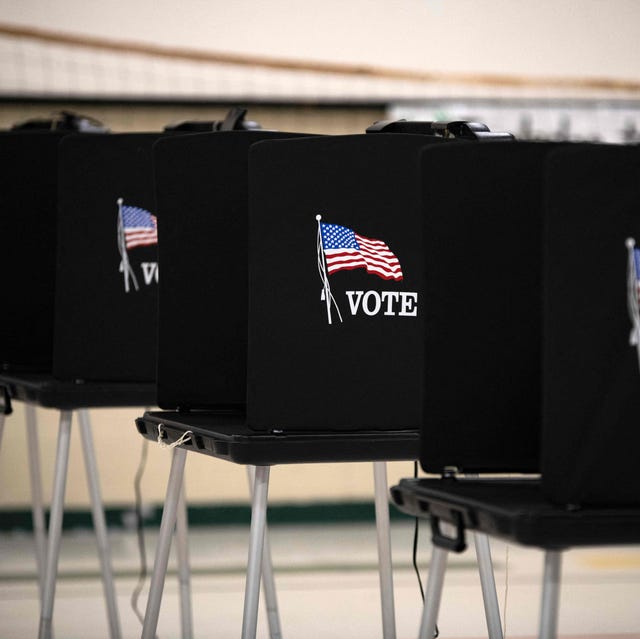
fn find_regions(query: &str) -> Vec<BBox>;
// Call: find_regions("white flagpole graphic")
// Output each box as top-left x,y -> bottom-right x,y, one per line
625,238 -> 640,373
316,215 -> 342,325
117,198 -> 139,293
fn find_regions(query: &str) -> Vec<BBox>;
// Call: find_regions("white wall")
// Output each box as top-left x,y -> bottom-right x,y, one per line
1,0 -> 639,79
1,0 -> 639,100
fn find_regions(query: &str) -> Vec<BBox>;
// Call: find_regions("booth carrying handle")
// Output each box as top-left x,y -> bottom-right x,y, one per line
366,118 -> 514,141
164,106 -> 262,132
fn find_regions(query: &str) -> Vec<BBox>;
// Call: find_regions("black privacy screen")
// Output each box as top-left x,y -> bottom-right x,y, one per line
247,133 -> 449,432
421,142 -> 559,473
543,144 -> 640,506
154,131 -> 312,410
0,131 -> 67,372
54,133 -> 162,382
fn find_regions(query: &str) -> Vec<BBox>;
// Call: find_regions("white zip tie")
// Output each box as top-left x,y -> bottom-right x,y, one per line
157,424 -> 192,450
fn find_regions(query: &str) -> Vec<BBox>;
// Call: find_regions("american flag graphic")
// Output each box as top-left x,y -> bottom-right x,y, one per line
320,222 -> 403,281
627,237 -> 640,372
120,204 -> 158,249
633,247 -> 640,303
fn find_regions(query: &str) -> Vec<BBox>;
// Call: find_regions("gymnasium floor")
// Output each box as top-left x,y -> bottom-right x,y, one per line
0,520 -> 639,638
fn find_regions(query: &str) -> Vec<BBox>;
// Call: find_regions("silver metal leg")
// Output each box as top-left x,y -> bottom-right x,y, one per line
418,543 -> 449,639
0,411 -> 5,454
25,404 -> 47,604
465,473 -> 503,639
142,446 -> 188,639
241,465 -> 270,639
175,483 -> 193,639
373,461 -> 397,639
260,527 -> 282,639
246,466 -> 282,639
473,532 -> 504,639
539,550 -> 562,639
38,409 -> 73,639
77,410 -> 121,639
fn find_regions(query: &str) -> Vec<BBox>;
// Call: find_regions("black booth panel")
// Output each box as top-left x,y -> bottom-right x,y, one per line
0,132 -> 66,372
154,131 -> 312,410
543,145 -> 640,506
421,142 -> 558,473
247,134 -> 448,431
53,133 -> 162,382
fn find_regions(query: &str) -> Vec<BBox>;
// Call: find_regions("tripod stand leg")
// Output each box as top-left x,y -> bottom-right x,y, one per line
474,532 -> 503,639
539,550 -> 562,639
241,465 -> 270,639
373,461 -> 397,639
465,473 -> 503,639
78,409 -> 121,639
0,411 -> 5,455
175,483 -> 193,639
38,409 -> 73,639
25,404 -> 47,604
247,466 -> 281,639
142,446 -> 188,639
418,542 -> 449,639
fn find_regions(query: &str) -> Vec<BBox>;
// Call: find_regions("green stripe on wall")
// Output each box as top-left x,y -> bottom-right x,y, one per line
0,500 -> 414,532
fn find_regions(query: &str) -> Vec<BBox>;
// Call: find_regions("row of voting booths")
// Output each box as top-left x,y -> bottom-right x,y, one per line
1,109 -> 639,639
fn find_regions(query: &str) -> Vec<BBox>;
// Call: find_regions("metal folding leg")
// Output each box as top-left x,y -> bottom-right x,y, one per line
241,465 -> 271,639
38,409 -> 73,639
474,533 -> 503,639
2,404 -> 47,607
0,411 -> 4,454
175,483 -> 193,639
418,543 -> 449,639
25,404 -> 47,603
417,526 -> 504,639
539,550 -> 562,639
77,409 -> 122,639
373,461 -> 397,639
465,474 -> 503,639
247,466 -> 282,639
142,445 -> 188,639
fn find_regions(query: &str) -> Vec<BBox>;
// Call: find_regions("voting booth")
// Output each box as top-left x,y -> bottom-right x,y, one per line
0,126 -> 162,639
391,142 -> 640,639
135,122 -> 514,639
